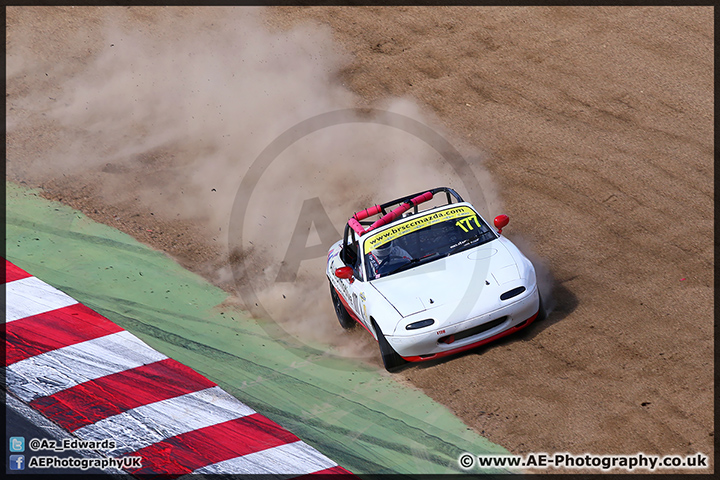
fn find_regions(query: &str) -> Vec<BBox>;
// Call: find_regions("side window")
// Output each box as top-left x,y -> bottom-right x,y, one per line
340,230 -> 364,281
351,240 -> 363,281
342,244 -> 357,265
341,233 -> 358,266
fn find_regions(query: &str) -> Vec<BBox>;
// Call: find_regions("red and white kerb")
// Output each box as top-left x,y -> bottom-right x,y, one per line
4,259 -> 351,477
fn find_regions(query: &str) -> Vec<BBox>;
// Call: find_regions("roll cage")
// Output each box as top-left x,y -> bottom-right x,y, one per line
339,187 -> 464,272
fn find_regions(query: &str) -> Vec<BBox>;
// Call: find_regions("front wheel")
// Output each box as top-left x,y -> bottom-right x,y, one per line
536,291 -> 548,322
372,320 -> 407,372
329,281 -> 355,329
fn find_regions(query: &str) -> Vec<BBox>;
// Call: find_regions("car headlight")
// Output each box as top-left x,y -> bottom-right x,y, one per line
406,319 -> 435,330
500,286 -> 526,301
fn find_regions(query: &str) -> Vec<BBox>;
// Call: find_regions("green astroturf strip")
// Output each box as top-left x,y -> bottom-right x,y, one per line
5,181 -> 513,475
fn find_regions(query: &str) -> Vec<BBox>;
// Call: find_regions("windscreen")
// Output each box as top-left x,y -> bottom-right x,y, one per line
363,206 -> 496,279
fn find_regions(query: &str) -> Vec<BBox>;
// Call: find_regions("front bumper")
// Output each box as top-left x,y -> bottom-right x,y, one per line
388,285 -> 540,361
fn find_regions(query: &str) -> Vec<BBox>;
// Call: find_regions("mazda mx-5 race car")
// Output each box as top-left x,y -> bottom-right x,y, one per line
326,187 -> 541,371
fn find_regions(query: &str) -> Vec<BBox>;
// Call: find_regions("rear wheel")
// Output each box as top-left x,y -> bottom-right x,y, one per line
372,320 -> 407,372
329,281 -> 355,329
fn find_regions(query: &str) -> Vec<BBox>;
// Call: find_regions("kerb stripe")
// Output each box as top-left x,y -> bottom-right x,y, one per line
192,441 -> 339,476
6,303 -> 124,365
125,414 -> 300,477
75,386 -> 256,455
5,276 -> 78,323
5,259 -> 32,283
7,330 -> 167,402
295,466 -> 354,476
29,358 -> 217,432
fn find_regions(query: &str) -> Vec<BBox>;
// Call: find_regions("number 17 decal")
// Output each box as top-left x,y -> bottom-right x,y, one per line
455,215 -> 481,233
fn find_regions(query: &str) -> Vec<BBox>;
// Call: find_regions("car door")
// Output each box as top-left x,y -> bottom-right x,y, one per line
338,235 -> 372,331
330,234 -> 362,318
348,241 -> 372,331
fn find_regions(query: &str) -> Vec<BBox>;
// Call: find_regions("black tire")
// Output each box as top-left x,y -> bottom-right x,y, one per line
329,281 -> 356,329
372,320 -> 407,372
536,291 -> 548,322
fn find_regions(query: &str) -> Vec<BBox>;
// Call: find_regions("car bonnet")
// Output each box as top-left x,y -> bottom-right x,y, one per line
368,240 -> 520,318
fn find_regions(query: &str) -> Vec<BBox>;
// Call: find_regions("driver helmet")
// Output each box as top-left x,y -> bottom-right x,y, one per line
373,242 -> 392,261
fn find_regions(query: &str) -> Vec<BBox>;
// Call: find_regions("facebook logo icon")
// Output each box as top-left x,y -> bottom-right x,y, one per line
9,455 -> 25,470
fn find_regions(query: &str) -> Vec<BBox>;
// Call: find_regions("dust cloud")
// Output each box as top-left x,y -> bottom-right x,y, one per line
6,6 -> 547,358
8,7 -> 356,239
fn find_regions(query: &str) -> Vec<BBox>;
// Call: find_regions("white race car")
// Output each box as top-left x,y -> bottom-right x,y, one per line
326,187 -> 541,371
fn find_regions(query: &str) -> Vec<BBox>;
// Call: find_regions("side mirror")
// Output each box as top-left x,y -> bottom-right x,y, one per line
494,214 -> 509,234
334,266 -> 354,281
